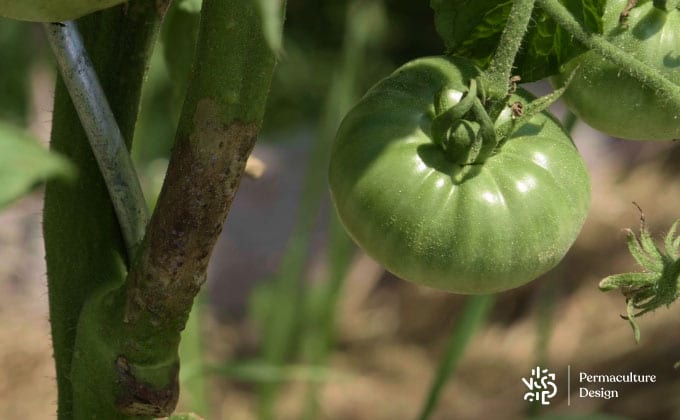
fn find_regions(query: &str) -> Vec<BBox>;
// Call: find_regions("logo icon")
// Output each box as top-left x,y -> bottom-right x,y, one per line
522,366 -> 558,405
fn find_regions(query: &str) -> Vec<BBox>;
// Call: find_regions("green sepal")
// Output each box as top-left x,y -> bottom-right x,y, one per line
599,214 -> 680,343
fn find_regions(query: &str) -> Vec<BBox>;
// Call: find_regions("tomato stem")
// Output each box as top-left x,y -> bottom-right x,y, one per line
481,0 -> 536,109
538,0 -> 680,118
123,0 -> 285,373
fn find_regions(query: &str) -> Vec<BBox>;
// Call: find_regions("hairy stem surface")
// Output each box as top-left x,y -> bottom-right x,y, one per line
43,1 -> 166,417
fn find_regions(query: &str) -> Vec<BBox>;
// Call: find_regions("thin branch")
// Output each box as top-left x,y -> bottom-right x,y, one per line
44,21 -> 149,259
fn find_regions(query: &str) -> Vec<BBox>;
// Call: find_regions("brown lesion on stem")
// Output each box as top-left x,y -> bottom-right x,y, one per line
124,97 -> 259,332
115,356 -> 179,416
619,0 -> 639,24
156,0 -> 171,16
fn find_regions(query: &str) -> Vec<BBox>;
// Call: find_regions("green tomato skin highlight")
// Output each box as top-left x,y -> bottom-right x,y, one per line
329,56 -> 591,294
0,0 -> 126,22
553,0 -> 680,141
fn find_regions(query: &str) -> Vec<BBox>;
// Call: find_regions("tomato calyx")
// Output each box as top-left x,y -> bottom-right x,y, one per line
599,207 -> 680,343
431,79 -> 499,165
431,72 -> 573,166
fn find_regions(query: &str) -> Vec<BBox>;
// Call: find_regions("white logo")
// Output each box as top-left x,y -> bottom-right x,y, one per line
522,366 -> 558,405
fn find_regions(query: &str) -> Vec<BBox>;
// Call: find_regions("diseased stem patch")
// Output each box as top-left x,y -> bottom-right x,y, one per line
125,98 -> 259,333
115,356 -> 179,416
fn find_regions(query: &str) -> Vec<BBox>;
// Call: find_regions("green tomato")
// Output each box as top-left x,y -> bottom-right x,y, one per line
0,0 -> 125,22
553,0 -> 680,140
329,56 -> 591,294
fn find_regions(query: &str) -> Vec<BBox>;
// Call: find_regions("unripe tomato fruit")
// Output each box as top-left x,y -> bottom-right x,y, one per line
0,0 -> 125,22
329,56 -> 591,294
553,0 -> 680,140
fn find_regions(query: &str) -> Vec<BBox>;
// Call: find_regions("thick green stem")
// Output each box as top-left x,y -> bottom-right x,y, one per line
115,0 -> 285,415
538,0 -> 680,115
417,295 -> 495,420
482,0 -> 536,103
43,2 -> 166,418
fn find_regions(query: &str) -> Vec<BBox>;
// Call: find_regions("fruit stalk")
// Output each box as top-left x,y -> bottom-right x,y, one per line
482,0 -> 536,108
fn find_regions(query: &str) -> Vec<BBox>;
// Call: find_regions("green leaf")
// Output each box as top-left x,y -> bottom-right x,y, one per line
256,0 -> 286,55
0,121 -> 74,209
430,0 -> 606,82
664,219 -> 679,259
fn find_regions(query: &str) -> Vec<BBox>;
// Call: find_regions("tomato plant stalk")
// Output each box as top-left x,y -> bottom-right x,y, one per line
44,2 -> 165,417
44,0 -> 285,417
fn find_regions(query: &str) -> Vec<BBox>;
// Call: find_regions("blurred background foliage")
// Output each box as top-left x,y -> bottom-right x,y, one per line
0,0 -> 679,419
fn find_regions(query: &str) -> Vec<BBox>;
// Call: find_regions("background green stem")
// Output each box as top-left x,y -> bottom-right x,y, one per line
417,295 -> 495,420
178,294 -> 211,417
538,0 -> 680,114
299,3 -> 384,417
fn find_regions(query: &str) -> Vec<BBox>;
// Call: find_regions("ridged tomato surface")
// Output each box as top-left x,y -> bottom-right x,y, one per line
329,56 -> 591,294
